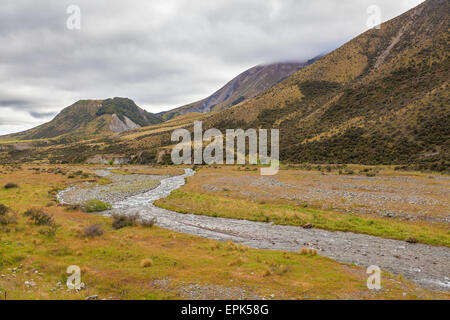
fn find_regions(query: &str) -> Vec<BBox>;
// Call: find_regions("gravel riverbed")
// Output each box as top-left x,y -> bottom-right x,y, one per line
58,168 -> 450,292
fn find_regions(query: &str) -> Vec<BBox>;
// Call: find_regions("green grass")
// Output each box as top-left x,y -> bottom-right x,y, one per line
83,199 -> 112,212
107,180 -> 160,193
156,190 -> 450,247
0,139 -> 48,144
96,177 -> 113,185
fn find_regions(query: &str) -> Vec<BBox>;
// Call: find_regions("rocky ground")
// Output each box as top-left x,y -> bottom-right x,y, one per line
201,172 -> 450,223
58,168 -> 167,205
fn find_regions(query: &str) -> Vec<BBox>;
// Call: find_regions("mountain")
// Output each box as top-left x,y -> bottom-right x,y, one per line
1,0 -> 448,172
2,98 -> 162,141
159,62 -> 309,120
203,0 -> 449,171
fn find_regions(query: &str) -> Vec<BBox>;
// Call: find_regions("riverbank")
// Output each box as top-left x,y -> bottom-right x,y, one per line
57,166 -> 450,293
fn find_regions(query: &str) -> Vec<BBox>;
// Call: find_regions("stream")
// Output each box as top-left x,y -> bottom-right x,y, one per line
59,168 -> 450,292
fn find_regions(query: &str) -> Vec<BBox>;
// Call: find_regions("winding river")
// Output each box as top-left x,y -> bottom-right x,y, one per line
59,168 -> 450,292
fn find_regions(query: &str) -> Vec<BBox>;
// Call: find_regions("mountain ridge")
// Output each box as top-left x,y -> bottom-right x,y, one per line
159,62 -> 309,120
201,0 -> 449,169
1,97 -> 162,141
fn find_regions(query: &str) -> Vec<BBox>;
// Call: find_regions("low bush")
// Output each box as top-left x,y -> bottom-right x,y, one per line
81,224 -> 104,238
406,236 -> 418,244
0,204 -> 16,225
64,205 -> 82,211
111,213 -> 138,229
23,208 -> 55,226
140,217 -> 157,228
0,204 -> 9,216
4,183 -> 19,189
39,225 -> 57,238
83,199 -> 112,212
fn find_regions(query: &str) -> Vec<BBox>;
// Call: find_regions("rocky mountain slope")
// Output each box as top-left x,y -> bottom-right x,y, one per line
159,62 -> 309,120
203,0 -> 449,170
1,98 -> 162,141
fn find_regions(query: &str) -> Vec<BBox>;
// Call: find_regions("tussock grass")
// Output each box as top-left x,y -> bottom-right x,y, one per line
140,259 -> 153,268
300,248 -> 318,256
81,224 -> 104,238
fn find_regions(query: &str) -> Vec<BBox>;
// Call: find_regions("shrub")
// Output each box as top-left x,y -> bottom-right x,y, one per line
140,259 -> 153,268
140,217 -> 157,228
81,224 -> 104,238
111,213 -> 138,230
406,236 -> 418,244
23,208 -> 55,226
4,183 -> 19,189
39,225 -> 57,238
0,204 -> 16,226
0,204 -> 9,216
64,205 -> 82,211
83,199 -> 112,212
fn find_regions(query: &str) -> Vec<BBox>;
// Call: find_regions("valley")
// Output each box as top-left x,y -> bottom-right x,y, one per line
0,163 -> 449,300
0,0 -> 448,302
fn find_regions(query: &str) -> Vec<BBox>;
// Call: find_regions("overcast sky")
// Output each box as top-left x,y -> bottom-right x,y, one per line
0,0 -> 424,135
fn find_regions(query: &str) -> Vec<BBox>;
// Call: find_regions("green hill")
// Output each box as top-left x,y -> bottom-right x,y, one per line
203,0 -> 449,171
1,98 -> 162,141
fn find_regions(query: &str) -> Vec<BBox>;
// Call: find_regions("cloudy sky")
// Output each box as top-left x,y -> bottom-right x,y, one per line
0,0 -> 424,135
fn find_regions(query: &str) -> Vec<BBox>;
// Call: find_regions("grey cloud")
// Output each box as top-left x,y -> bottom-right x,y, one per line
0,0 -> 425,134
29,111 -> 56,119
0,99 -> 31,107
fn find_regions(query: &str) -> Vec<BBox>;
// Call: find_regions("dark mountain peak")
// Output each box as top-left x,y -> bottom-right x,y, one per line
96,97 -> 161,127
159,61 -> 310,120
